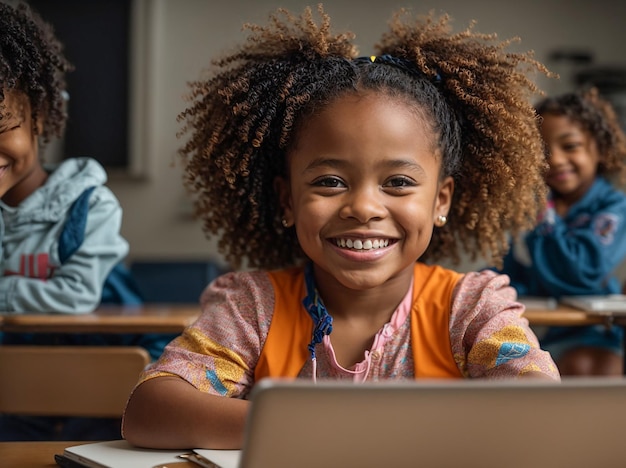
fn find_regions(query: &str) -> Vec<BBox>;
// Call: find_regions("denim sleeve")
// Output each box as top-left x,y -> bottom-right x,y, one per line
525,197 -> 626,296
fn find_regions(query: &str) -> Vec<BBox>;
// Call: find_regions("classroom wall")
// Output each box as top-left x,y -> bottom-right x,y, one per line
104,0 -> 626,272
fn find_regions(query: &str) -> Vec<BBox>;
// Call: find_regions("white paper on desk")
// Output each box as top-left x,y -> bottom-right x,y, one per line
518,296 -> 557,310
560,294 -> 626,313
63,439 -> 185,467
193,448 -> 241,468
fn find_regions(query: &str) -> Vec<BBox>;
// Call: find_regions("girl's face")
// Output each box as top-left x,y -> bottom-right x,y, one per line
541,113 -> 600,205
0,90 -> 45,206
277,91 -> 453,292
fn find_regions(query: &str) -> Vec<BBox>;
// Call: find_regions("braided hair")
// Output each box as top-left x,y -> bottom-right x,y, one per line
178,4 -> 551,270
0,0 -> 72,143
535,86 -> 626,183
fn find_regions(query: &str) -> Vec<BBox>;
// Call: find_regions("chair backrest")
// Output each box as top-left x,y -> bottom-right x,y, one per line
0,345 -> 150,418
130,260 -> 228,303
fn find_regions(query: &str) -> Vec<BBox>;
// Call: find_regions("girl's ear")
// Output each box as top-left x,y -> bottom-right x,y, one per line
274,176 -> 294,226
434,176 -> 454,224
34,117 -> 44,136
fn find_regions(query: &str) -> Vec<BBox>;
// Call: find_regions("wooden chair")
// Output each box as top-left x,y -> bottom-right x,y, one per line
0,345 -> 150,417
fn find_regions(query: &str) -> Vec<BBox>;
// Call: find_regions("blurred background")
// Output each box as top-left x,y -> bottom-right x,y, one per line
26,0 -> 626,272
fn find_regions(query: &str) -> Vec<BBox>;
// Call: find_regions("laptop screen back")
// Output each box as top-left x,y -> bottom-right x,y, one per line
237,377 -> 626,468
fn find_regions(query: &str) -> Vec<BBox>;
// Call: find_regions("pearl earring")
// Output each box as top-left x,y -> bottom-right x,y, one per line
436,215 -> 447,227
281,218 -> 290,228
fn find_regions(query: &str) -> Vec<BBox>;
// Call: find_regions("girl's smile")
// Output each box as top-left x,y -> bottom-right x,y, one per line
330,233 -> 396,262
333,236 -> 392,251
547,168 -> 574,182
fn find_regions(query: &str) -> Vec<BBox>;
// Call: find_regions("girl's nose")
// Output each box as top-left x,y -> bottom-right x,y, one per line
545,146 -> 565,166
339,186 -> 386,223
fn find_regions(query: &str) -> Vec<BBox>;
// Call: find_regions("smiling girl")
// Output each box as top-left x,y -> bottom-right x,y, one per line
0,0 -> 163,441
500,87 -> 626,376
122,5 -> 560,450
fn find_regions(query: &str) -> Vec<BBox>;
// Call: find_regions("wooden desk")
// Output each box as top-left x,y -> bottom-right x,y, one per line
0,440 -> 196,467
0,304 -> 200,334
523,304 -> 626,374
0,304 -> 615,335
0,440 -> 79,467
522,305 -> 612,327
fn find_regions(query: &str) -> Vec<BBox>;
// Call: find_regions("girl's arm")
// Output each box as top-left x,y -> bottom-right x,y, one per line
122,376 -> 249,449
122,271 -> 273,449
450,270 -> 561,380
526,193 -> 626,295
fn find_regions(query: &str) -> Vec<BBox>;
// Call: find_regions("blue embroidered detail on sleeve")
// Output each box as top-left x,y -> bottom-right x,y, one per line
206,370 -> 228,395
593,213 -> 618,245
495,342 -> 530,366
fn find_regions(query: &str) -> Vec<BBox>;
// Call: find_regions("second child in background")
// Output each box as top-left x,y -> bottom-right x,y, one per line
0,1 -> 174,441
123,5 -> 559,450
499,87 -> 626,376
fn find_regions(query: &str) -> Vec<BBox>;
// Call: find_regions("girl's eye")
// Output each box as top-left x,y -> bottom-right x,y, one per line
312,176 -> 345,188
384,176 -> 416,188
0,124 -> 20,135
563,142 -> 582,151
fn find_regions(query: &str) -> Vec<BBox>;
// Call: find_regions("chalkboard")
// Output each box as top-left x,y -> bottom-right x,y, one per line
28,0 -> 131,169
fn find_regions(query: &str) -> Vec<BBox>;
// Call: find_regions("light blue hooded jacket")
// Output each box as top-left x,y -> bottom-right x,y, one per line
0,157 -> 129,313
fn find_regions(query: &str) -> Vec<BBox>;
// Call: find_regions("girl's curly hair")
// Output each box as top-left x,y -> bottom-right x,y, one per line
0,0 -> 72,143
178,4 -> 551,270
535,86 -> 626,183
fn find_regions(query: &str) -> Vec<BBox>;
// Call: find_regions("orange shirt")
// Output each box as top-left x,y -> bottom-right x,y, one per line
255,263 -> 463,380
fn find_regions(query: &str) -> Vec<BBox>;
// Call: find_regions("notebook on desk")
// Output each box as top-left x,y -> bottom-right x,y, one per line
62,377 -> 626,468
60,440 -> 186,467
560,294 -> 626,314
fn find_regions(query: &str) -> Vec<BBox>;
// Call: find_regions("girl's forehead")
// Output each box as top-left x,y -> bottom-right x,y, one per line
289,91 -> 440,170
541,113 -> 586,134
298,92 -> 437,146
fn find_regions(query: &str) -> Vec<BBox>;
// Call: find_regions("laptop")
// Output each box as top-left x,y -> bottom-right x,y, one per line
62,377 -> 626,468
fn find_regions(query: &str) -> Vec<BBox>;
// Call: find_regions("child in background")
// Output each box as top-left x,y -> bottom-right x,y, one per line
499,87 -> 626,376
0,1 -> 172,441
122,5 -> 560,450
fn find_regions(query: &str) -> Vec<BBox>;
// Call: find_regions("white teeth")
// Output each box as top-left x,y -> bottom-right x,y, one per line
335,238 -> 389,250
